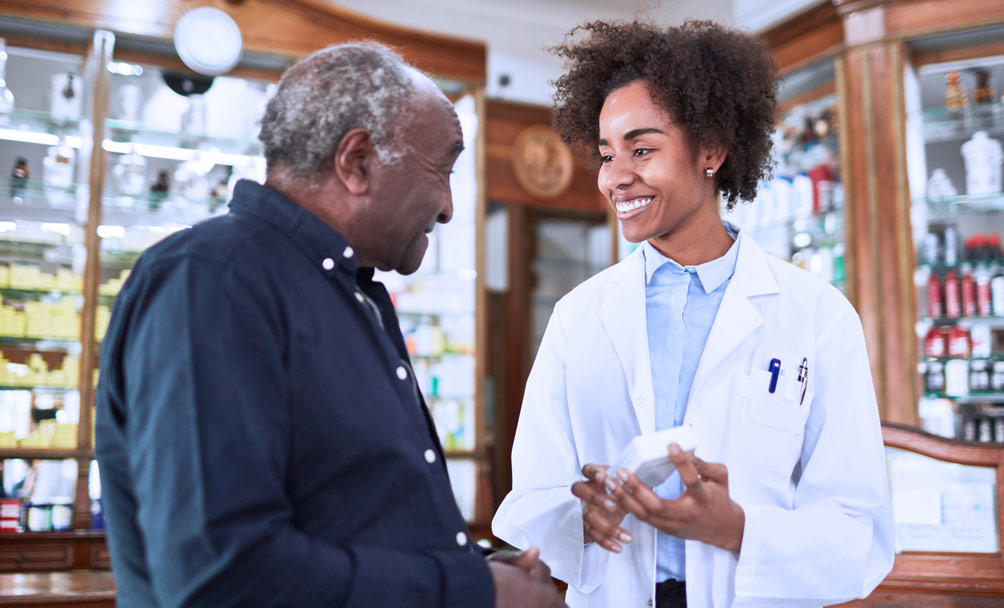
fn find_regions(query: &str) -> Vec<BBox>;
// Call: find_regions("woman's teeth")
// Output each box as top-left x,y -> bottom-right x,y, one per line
615,198 -> 652,212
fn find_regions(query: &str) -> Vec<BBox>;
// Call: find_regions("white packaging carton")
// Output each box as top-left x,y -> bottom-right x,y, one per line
608,425 -> 698,488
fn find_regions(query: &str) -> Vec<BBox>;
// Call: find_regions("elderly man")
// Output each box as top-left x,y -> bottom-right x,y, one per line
95,43 -> 564,608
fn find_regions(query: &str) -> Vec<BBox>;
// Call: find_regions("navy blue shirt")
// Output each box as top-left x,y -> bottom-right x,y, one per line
95,180 -> 493,607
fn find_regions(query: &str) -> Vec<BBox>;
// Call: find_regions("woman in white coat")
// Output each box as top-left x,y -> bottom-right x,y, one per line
492,20 -> 894,608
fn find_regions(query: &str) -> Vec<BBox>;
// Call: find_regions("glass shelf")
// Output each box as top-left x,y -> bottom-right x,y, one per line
0,108 -> 260,166
919,315 -> 1004,328
0,179 -> 82,222
924,392 -> 1004,403
409,353 -> 476,364
0,336 -> 78,349
0,287 -> 113,303
917,102 -> 1004,143
923,356 -> 1000,364
0,385 -> 75,392
920,193 -> 1004,219
397,309 -> 473,319
99,196 -> 223,228
0,109 -> 82,142
917,256 -> 1004,271
104,118 -> 261,164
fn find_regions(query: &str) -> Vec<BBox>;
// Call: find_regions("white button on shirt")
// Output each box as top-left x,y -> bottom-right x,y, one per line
424,449 -> 436,464
396,366 -> 408,380
321,258 -> 335,270
343,246 -> 354,258
455,532 -> 467,546
354,293 -> 365,303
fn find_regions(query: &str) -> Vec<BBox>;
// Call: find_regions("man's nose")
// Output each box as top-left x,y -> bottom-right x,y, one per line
437,191 -> 454,224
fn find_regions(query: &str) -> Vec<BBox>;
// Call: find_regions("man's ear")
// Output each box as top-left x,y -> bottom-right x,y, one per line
333,128 -> 374,196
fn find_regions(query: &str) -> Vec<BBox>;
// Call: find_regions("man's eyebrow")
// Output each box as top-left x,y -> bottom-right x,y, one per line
598,128 -> 666,147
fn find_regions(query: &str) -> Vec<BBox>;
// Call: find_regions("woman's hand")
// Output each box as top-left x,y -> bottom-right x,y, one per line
571,464 -> 633,553
606,444 -> 745,553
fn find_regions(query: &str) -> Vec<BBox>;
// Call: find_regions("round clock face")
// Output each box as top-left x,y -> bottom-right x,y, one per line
174,7 -> 243,76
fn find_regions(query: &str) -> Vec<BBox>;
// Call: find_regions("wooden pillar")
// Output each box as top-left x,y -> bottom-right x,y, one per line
834,0 -> 918,424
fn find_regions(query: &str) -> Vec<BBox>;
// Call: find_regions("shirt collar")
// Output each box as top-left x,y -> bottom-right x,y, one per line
228,179 -> 361,282
642,223 -> 741,294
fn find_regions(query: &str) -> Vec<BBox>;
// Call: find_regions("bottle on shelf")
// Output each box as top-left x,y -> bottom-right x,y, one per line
976,257 -> 993,317
970,359 -> 990,392
111,145 -> 147,200
0,38 -> 14,116
148,169 -> 169,211
49,71 -> 80,120
945,270 -> 961,318
945,71 -> 969,109
42,134 -> 75,205
991,264 -> 1004,317
927,272 -> 944,318
971,323 -> 993,358
924,325 -> 947,358
960,131 -> 1003,197
925,360 -> 946,393
945,357 -> 970,397
979,415 -> 995,442
992,361 -> 1004,392
947,324 -> 972,359
9,157 -> 28,202
961,263 -> 977,317
973,70 -> 994,105
943,225 -> 960,267
987,234 -> 1002,259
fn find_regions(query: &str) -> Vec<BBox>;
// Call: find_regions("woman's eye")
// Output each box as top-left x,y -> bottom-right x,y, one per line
599,154 -> 613,163
633,148 -> 652,157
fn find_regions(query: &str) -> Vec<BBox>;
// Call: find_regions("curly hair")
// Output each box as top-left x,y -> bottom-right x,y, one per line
551,20 -> 778,209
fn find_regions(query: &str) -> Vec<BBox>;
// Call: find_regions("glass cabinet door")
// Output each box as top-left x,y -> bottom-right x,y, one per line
908,52 -> 1004,441
94,60 -> 270,344
725,58 -> 847,294
375,94 -> 481,523
0,42 -> 89,455
0,41 -> 91,531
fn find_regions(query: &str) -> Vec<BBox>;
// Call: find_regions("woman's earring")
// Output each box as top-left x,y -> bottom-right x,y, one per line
705,167 -> 714,178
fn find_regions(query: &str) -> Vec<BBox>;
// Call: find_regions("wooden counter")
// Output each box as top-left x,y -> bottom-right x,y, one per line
0,572 -> 114,607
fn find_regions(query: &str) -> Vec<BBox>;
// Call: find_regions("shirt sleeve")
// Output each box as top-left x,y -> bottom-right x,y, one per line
733,297 -> 895,605
492,304 -> 609,592
118,256 -> 492,608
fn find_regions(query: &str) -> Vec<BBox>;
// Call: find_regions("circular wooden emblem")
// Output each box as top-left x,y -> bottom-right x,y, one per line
510,125 -> 574,199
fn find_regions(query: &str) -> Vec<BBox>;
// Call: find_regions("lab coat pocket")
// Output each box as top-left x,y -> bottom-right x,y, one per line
746,369 -> 809,433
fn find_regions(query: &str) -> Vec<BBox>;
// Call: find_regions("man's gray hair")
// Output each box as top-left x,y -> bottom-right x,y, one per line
259,42 -> 416,180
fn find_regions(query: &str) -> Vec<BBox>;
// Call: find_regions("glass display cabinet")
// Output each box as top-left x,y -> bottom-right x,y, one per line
726,57 -> 848,295
907,47 -> 1004,442
0,39 -> 99,548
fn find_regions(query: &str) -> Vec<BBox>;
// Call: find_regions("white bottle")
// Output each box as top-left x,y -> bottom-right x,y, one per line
961,131 -> 1003,196
42,135 -> 76,205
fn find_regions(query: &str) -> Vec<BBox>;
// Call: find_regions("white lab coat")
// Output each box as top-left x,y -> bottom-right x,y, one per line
492,230 -> 894,608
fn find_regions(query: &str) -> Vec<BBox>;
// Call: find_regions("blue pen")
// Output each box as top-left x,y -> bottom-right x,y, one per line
768,358 -> 781,393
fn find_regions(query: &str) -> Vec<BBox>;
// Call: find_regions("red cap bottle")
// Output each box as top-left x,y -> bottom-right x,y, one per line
928,273 -> 944,319
961,265 -> 977,317
945,271 -> 961,318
